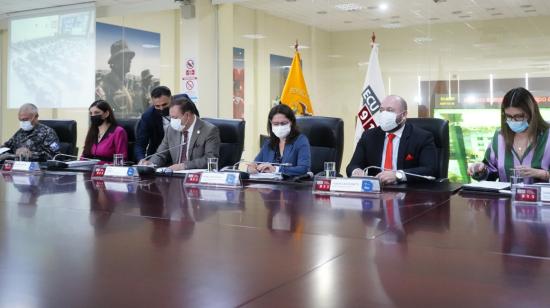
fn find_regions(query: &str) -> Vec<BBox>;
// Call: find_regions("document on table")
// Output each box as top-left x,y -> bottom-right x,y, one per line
64,160 -> 99,168
168,168 -> 207,174
249,173 -> 283,180
462,181 -> 511,192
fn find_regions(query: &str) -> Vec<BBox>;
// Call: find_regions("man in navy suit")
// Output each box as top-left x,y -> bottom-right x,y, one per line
346,95 -> 437,184
135,86 -> 174,161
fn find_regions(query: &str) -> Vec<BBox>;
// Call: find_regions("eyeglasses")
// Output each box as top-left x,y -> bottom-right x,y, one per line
271,121 -> 290,127
504,113 -> 526,122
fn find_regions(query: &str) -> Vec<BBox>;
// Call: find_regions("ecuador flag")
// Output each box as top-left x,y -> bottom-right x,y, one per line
280,50 -> 313,115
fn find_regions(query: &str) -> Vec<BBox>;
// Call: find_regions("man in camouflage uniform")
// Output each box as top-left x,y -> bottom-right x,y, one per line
96,40 -> 136,118
0,103 -> 60,161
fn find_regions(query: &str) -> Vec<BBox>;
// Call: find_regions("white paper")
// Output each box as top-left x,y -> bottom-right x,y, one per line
0,147 -> 10,155
64,160 -> 99,168
249,173 -> 283,180
463,181 -> 510,191
173,168 -> 207,174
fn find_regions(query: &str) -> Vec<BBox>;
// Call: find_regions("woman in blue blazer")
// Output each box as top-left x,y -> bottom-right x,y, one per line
249,104 -> 311,176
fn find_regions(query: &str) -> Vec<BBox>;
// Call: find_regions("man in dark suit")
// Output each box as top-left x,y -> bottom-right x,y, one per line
135,86 -> 173,161
346,95 -> 437,184
139,95 -> 220,171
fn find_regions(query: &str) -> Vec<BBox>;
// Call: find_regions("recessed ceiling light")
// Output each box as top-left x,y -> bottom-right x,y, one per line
285,0 -> 297,2
335,3 -> 363,12
344,20 -> 353,24
459,15 -> 471,18
372,18 -> 381,21
486,8 -> 496,11
390,15 -> 400,19
328,54 -> 343,58
429,17 -> 440,21
451,10 -> 462,14
317,10 -> 327,14
367,6 -> 378,10
525,9 -> 537,13
520,4 -> 533,8
242,34 -> 266,39
491,12 -> 503,16
379,3 -> 389,11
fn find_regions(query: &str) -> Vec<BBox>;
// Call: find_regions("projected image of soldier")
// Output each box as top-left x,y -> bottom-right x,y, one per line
96,40 -> 136,118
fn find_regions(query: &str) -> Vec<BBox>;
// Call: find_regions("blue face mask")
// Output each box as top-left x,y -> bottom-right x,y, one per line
506,120 -> 529,133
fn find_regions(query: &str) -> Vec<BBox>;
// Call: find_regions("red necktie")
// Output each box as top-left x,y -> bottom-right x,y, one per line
179,131 -> 189,163
384,133 -> 396,170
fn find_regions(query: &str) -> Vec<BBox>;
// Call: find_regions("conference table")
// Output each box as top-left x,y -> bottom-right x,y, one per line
0,170 -> 549,307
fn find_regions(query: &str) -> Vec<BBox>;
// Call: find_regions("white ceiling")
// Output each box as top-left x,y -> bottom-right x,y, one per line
1,0 -> 550,32
234,0 -> 550,31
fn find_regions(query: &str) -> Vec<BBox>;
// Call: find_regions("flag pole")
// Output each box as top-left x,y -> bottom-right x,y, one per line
295,40 -> 299,52
371,32 -> 376,47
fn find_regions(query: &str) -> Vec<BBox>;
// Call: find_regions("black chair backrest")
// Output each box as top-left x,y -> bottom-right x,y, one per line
39,120 -> 77,156
406,118 -> 449,179
117,118 -> 140,163
202,118 -> 245,168
296,116 -> 344,175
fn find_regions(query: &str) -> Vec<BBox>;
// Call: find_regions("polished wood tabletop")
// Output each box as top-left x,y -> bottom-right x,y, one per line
0,171 -> 548,307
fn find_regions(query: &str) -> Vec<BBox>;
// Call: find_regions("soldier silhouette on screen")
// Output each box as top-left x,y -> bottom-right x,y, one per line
96,40 -> 136,118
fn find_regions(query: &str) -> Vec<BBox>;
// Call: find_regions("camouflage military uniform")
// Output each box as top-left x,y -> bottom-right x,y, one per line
2,123 -> 60,161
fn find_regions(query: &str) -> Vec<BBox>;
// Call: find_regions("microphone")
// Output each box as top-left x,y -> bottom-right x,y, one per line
47,154 -> 99,169
139,141 -> 187,164
361,165 -> 436,181
52,153 -> 97,161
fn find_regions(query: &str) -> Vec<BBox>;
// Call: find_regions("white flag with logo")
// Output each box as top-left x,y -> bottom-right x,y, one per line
353,43 -> 386,149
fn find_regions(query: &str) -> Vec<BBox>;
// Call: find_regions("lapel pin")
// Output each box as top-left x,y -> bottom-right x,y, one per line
197,130 -> 201,135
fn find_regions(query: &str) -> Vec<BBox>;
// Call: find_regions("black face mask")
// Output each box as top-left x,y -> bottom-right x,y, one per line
156,107 -> 169,117
90,115 -> 104,126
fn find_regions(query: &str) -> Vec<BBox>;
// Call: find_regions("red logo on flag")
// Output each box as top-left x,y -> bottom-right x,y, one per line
357,105 -> 377,130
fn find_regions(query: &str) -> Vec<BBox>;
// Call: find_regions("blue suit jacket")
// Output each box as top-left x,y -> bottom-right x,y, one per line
255,134 -> 311,176
135,106 -> 165,161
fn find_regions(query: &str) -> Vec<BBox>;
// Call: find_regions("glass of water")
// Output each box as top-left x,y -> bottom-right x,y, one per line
510,168 -> 524,185
324,161 -> 336,178
113,154 -> 124,166
208,157 -> 218,172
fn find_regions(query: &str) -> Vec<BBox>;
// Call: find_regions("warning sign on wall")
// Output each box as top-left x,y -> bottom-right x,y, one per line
181,57 -> 199,102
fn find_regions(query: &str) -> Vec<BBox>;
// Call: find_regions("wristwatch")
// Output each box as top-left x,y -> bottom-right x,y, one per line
395,170 -> 405,182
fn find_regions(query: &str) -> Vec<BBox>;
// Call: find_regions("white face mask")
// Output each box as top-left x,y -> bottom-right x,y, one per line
378,111 -> 403,132
272,123 -> 291,139
170,118 -> 183,131
20,121 -> 34,131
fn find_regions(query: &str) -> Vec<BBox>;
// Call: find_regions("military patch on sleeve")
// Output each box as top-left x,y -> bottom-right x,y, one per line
50,142 -> 60,151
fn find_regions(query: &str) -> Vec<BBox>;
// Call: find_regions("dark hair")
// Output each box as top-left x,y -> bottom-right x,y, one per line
151,86 -> 171,99
501,87 -> 549,150
267,104 -> 300,149
170,95 -> 200,117
83,100 -> 118,158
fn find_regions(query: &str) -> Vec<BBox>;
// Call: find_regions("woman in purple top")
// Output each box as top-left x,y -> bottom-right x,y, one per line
82,100 -> 128,164
468,87 -> 550,183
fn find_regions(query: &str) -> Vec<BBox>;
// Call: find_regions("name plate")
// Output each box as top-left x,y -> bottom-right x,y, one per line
185,171 -> 241,187
92,165 -> 139,179
511,184 -> 550,204
1,160 -> 41,172
314,176 -> 381,194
